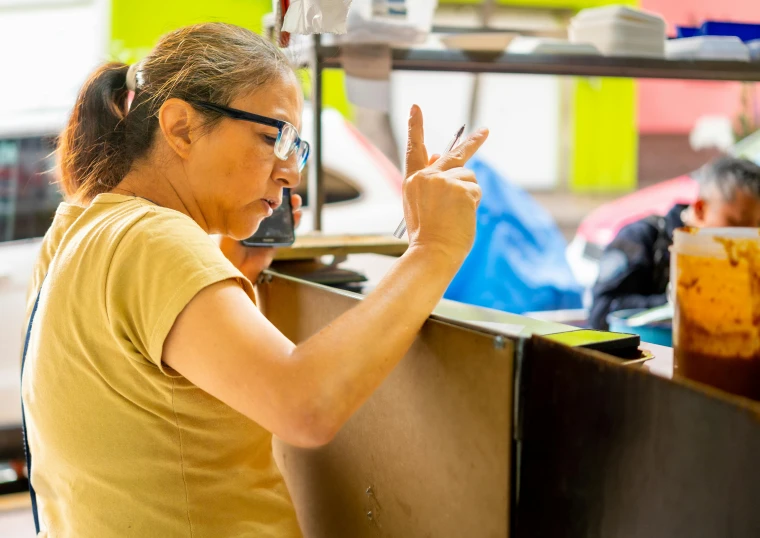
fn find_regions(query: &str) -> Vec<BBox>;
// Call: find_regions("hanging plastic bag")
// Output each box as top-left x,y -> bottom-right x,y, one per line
444,157 -> 584,314
282,0 -> 354,35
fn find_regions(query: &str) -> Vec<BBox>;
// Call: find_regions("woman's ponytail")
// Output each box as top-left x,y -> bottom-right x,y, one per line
58,62 -> 131,202
57,23 -> 294,202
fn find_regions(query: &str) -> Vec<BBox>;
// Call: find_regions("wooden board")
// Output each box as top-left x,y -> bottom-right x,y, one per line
274,234 -> 408,261
515,336 -> 760,538
258,274 -> 514,538
0,492 -> 30,512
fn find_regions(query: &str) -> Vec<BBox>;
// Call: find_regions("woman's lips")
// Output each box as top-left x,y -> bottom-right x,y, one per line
260,197 -> 282,216
260,199 -> 274,217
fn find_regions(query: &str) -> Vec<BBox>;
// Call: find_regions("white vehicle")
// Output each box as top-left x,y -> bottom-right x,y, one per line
0,106 -> 403,431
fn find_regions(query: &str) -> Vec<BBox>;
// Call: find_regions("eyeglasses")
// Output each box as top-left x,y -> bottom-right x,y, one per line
192,101 -> 310,172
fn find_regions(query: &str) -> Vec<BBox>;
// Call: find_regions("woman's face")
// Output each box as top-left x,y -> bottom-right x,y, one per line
187,71 -> 304,239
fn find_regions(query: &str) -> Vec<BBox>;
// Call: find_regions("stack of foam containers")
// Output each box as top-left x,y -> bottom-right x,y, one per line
568,5 -> 666,58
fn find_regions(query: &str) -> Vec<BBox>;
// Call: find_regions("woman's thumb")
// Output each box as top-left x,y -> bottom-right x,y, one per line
405,105 -> 428,178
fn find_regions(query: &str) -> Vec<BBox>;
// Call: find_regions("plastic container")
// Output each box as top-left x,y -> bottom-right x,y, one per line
700,21 -> 760,43
665,36 -> 750,62
607,309 -> 673,346
671,227 -> 760,401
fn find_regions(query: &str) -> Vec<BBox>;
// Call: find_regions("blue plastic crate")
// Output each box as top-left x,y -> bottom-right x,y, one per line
700,21 -> 760,43
676,26 -> 700,39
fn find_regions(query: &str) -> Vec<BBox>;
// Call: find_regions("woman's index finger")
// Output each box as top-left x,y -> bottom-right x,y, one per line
431,128 -> 489,172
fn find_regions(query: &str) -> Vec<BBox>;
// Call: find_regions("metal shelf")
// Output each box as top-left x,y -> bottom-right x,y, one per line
317,45 -> 760,82
307,38 -> 760,231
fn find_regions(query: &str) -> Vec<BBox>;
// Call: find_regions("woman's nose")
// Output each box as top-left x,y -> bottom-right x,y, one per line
273,155 -> 301,188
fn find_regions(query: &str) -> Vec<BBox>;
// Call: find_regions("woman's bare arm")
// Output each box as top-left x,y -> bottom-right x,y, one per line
164,245 -> 458,447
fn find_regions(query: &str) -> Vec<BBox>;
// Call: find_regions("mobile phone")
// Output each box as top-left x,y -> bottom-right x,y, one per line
240,188 -> 295,247
544,329 -> 641,357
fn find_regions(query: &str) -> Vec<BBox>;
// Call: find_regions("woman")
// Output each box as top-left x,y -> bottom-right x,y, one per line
22,22 -> 488,537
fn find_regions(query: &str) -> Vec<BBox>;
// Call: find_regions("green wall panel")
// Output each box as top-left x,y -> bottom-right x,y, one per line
571,77 -> 638,193
111,0 -> 270,63
111,0 -> 352,119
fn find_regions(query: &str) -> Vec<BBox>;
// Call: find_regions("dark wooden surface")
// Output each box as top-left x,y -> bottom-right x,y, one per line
516,336 -> 760,538
259,274 -> 514,538
273,234 -> 408,261
0,427 -> 23,461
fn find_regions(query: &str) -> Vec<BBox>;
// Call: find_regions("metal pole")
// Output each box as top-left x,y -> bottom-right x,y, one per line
467,0 -> 496,127
481,0 -> 496,21
309,33 -> 325,232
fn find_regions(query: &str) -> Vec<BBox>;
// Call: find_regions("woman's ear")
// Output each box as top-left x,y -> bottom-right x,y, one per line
158,98 -> 198,160
691,199 -> 707,226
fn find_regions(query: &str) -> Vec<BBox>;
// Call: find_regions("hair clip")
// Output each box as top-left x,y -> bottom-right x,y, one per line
126,63 -> 140,92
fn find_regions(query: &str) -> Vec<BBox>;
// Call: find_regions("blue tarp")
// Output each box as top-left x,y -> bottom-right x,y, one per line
444,157 -> 583,314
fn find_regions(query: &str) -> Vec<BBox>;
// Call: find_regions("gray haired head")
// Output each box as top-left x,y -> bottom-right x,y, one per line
696,156 -> 760,201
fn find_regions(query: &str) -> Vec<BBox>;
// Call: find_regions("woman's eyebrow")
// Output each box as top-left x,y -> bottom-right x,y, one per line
266,106 -> 298,126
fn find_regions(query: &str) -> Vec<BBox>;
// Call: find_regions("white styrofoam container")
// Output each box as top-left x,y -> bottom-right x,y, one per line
749,39 -> 760,61
569,20 -> 665,58
666,36 -> 751,62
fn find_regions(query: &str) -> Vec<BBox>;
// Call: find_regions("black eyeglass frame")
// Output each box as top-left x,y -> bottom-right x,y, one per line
191,100 -> 310,169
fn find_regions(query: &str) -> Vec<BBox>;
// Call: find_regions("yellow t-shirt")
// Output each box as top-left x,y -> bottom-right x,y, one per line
25,202 -> 85,320
22,193 -> 301,537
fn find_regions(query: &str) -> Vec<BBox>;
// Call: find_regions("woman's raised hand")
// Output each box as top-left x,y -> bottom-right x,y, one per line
402,105 -> 489,267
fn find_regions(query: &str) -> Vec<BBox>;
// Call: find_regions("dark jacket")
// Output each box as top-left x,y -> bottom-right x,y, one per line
588,204 -> 686,330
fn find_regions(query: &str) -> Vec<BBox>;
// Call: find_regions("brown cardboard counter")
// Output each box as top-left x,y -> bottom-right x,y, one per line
259,273 -> 760,538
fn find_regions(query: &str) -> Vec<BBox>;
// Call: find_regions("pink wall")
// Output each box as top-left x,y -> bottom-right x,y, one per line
638,0 -> 760,134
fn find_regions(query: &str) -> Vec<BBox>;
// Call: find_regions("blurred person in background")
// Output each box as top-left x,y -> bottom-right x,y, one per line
22,22 -> 488,537
589,156 -> 760,330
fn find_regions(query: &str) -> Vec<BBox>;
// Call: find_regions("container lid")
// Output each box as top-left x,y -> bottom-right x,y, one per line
673,227 -> 760,258
507,37 -> 601,56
